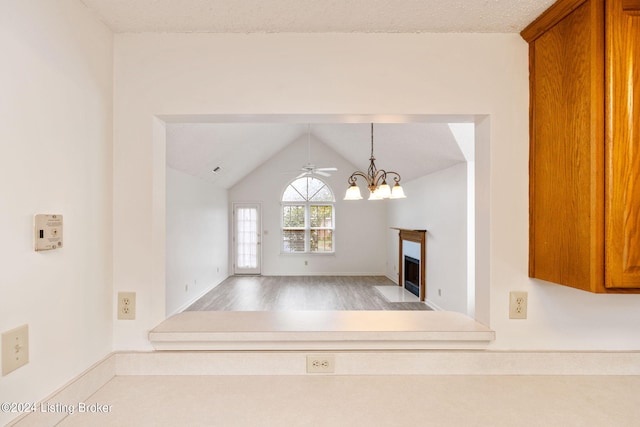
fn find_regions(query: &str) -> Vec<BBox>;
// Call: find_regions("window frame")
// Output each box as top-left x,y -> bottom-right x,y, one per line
281,177 -> 335,254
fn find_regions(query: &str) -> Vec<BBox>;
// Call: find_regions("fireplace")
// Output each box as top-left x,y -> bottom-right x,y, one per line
394,228 -> 426,302
404,256 -> 420,298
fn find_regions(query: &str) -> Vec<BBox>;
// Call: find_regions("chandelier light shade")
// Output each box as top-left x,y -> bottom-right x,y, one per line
344,123 -> 407,201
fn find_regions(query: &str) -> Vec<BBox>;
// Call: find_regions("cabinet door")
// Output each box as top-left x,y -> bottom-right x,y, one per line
605,0 -> 640,288
527,0 -> 605,291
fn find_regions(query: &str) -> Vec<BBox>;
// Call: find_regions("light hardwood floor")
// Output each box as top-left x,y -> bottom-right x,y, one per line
186,276 -> 429,311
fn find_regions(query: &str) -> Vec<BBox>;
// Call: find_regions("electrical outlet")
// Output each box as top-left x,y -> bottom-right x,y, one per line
306,355 -> 335,373
2,324 -> 29,376
117,292 -> 136,320
509,291 -> 528,319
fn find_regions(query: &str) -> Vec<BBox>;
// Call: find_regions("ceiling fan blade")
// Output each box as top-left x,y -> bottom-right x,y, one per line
294,126 -> 336,179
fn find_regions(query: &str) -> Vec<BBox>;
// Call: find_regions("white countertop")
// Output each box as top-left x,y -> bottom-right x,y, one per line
149,310 -> 495,351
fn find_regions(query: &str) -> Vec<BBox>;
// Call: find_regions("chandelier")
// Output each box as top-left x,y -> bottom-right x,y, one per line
344,123 -> 406,200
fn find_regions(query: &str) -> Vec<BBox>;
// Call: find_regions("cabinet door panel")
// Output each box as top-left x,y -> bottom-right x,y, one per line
606,0 -> 640,288
622,0 -> 640,13
529,0 -> 605,291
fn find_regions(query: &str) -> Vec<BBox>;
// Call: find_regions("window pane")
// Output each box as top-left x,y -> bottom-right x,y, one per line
306,178 -> 323,198
309,185 -> 334,202
283,230 -> 305,252
282,184 -> 305,201
283,205 -> 305,227
291,178 -> 308,200
282,177 -> 334,202
310,205 -> 333,228
281,177 -> 335,254
310,229 -> 333,252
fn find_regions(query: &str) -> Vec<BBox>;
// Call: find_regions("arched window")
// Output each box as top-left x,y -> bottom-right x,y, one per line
281,176 -> 335,253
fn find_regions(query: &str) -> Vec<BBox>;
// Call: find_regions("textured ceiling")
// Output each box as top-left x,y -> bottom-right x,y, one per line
81,0 -> 554,33
87,0 -> 545,189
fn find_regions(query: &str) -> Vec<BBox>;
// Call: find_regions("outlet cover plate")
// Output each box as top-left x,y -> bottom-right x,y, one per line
118,292 -> 136,320
509,291 -> 528,319
306,355 -> 335,373
2,324 -> 29,376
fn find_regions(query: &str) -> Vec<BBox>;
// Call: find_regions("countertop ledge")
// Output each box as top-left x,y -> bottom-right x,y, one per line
149,310 -> 495,351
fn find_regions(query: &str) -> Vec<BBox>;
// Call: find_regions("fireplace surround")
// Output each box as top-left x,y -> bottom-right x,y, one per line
393,228 -> 426,301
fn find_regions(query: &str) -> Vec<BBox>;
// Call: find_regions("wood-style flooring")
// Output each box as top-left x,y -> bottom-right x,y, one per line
186,276 -> 430,311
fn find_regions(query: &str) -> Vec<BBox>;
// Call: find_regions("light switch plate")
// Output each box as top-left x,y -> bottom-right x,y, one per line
2,324 -> 29,376
34,214 -> 63,251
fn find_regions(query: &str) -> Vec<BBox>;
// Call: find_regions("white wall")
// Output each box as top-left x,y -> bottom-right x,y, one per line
387,163 -> 468,313
113,32 -> 640,351
166,168 -> 229,315
230,136 -> 387,275
0,1 -> 113,424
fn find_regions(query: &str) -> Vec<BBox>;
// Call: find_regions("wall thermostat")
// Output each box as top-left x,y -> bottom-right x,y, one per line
34,214 -> 63,251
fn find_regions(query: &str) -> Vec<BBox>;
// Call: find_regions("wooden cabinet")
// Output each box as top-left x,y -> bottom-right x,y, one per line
605,0 -> 640,289
522,0 -> 640,293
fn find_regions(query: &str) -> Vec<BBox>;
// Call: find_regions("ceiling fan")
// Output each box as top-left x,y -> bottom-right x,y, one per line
292,125 -> 337,178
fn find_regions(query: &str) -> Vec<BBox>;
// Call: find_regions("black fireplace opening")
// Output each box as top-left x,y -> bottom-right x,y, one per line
404,256 -> 420,297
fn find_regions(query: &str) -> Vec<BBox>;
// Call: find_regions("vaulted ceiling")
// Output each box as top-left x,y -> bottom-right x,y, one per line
166,121 -> 471,189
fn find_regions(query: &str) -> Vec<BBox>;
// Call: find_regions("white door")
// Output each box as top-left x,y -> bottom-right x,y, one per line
233,203 -> 261,275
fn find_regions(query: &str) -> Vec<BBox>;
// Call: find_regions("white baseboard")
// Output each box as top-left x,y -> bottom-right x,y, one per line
424,298 -> 444,311
115,351 -> 640,376
9,354 -> 116,426
9,349 -> 640,425
168,279 -> 226,316
385,273 -> 398,284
